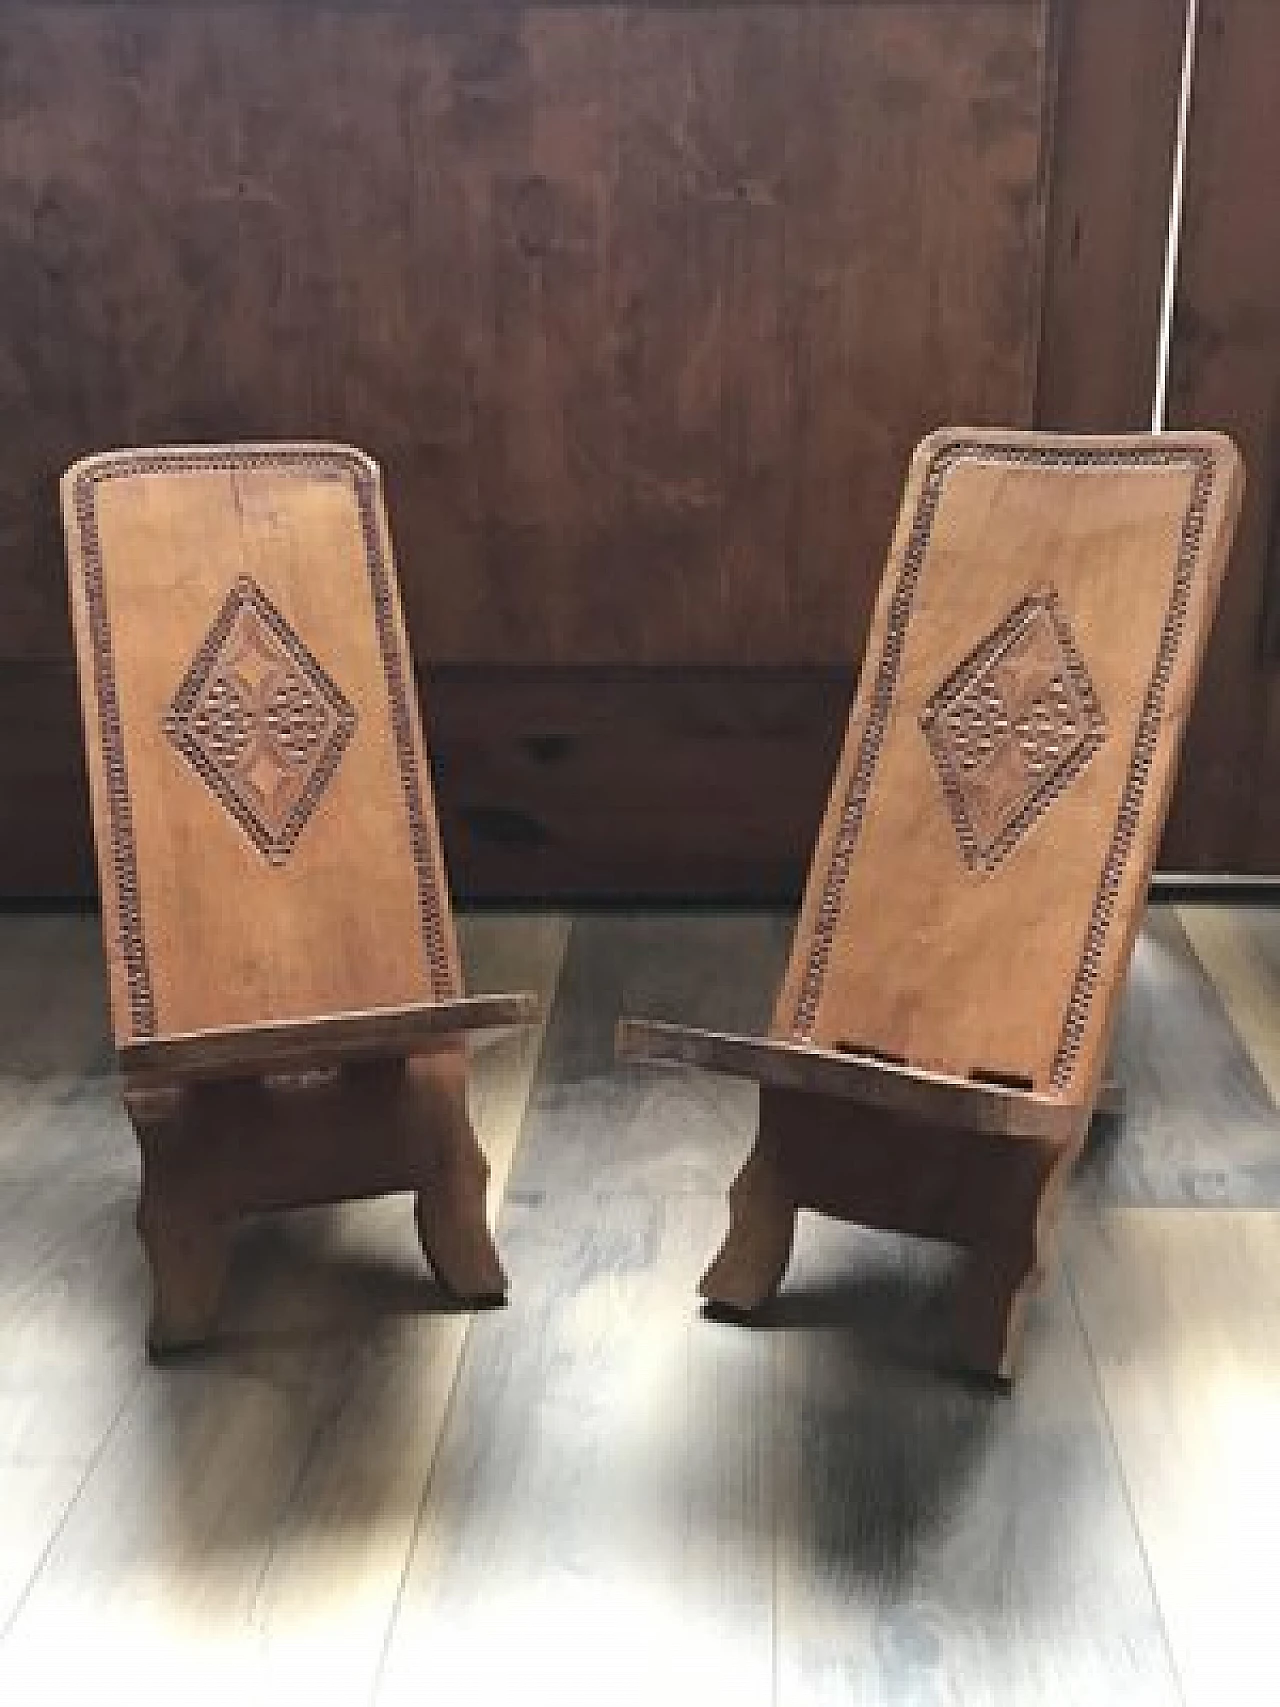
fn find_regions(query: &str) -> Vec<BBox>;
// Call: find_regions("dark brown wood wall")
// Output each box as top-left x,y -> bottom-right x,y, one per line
1162,0 -> 1280,874
0,1 -> 1196,897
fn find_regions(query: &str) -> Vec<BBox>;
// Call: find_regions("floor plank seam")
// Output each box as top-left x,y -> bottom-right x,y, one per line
366,1256 -> 500,1700
0,1361 -> 146,1642
1061,1252 -> 1190,1707
368,939 -> 568,1701
246,1337 -> 365,1638
769,1336 -> 781,1707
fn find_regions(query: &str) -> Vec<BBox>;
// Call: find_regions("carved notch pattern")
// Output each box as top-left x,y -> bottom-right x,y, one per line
920,587 -> 1105,872
164,576 -> 357,865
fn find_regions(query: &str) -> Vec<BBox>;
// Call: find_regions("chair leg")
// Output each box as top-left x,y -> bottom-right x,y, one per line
950,1237 -> 1042,1381
407,1055 -> 507,1305
700,1115 -> 798,1312
956,1140 -> 1074,1379
134,1131 -> 231,1355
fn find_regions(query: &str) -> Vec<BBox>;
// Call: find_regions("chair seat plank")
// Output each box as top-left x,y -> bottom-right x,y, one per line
616,1018 -> 1081,1141
121,992 -> 540,1086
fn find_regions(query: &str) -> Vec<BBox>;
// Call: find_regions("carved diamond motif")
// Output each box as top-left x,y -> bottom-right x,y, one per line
920,588 -> 1105,872
164,576 -> 357,865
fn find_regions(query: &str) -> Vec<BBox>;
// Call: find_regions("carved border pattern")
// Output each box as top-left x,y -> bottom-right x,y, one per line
790,439 -> 1216,1094
71,446 -> 456,1039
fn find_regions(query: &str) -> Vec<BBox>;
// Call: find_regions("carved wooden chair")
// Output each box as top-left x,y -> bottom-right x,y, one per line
619,429 -> 1243,1378
62,443 -> 536,1352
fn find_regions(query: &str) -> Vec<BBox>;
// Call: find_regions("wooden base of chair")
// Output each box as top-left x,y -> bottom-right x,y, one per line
125,1043 -> 504,1354
699,1085 -> 1079,1379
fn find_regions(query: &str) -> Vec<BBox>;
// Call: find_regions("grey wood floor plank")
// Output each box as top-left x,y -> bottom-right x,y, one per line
1078,910 -> 1280,1206
382,912 -> 1182,1707
508,910 -> 792,1199
1069,1210 -> 1280,1707
5,903 -> 1280,1706
0,916 -> 123,1184
377,912 -> 787,1707
0,1347 -> 350,1701
0,912 -> 569,1703
772,1221 -> 1181,1707
245,914 -> 571,1701
375,1190 -> 777,1707
0,1175 -> 144,1635
1178,903 -> 1280,1105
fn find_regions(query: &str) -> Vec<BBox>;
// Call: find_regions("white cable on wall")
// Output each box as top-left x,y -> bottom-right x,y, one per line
1152,0 -> 1201,433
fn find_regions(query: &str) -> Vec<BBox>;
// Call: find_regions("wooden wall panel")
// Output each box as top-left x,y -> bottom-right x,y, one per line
1035,0 -> 1187,432
0,1 -> 1190,897
0,665 -> 94,897
0,0 -> 1049,670
428,666 -> 851,899
1163,0 -> 1280,873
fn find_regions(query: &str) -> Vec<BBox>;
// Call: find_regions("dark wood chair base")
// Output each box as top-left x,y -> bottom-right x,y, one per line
127,1044 -> 505,1354
698,1085 -> 1073,1379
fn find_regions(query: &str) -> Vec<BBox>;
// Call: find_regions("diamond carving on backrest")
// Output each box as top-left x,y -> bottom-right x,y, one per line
163,576 -> 357,865
920,587 -> 1105,872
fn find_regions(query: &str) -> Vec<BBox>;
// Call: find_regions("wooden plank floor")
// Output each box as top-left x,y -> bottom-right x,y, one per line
2,905 -> 1280,1705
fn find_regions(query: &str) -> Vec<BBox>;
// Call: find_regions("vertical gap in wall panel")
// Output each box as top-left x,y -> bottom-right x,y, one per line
1152,0 -> 1201,432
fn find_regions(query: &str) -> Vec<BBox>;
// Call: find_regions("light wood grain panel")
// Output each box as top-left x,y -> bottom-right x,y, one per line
0,1175 -> 144,1381
1069,1210 -> 1280,1707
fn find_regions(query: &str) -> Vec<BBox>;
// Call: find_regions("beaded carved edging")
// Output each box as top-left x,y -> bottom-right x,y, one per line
350,465 -> 455,1003
1051,452 -> 1215,1089
73,473 -> 155,1036
790,440 -> 1217,1096
71,446 -> 457,1038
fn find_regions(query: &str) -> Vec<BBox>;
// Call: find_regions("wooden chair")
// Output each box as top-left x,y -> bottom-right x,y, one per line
62,442 -> 537,1352
618,430 -> 1243,1378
